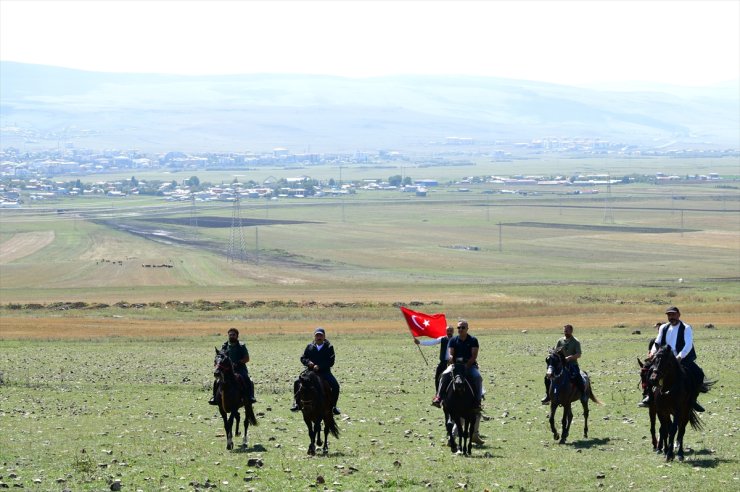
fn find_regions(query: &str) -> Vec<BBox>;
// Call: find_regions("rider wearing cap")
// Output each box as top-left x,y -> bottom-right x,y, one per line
290,327 -> 341,415
639,306 -> 705,412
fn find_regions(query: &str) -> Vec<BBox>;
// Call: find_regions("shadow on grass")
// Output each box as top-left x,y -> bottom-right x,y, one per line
233,443 -> 267,453
685,449 -> 736,468
570,437 -> 611,448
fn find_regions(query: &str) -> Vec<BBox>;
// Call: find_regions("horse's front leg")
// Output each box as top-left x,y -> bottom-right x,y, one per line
316,419 -> 323,447
559,404 -> 571,444
657,414 -> 669,455
665,415 -> 678,461
304,416 -> 316,455
225,412 -> 235,450
676,416 -> 688,462
322,419 -> 330,455
582,400 -> 589,439
465,418 -> 473,456
549,404 -> 560,441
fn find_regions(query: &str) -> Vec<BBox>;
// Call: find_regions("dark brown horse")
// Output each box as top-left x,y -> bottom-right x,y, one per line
649,346 -> 713,461
213,348 -> 257,450
442,363 -> 477,455
545,349 -> 601,444
637,357 -> 664,453
297,369 -> 339,455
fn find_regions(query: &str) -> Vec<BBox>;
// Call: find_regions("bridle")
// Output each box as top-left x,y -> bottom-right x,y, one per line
546,351 -> 565,381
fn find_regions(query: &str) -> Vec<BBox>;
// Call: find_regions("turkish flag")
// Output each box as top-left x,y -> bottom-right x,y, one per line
400,306 -> 448,338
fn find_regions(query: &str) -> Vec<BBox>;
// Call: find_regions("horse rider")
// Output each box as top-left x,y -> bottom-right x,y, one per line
290,327 -> 341,415
541,324 -> 584,404
414,324 -> 454,393
209,327 -> 256,405
432,319 -> 484,444
639,306 -> 705,412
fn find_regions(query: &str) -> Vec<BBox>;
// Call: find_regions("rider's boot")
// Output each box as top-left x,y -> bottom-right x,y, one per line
541,377 -> 551,404
208,380 -> 219,405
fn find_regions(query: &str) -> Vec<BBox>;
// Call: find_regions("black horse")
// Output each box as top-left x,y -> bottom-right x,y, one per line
638,357 -> 664,453
545,349 -> 601,444
649,346 -> 713,461
213,348 -> 258,450
297,369 -> 340,455
442,363 -> 477,455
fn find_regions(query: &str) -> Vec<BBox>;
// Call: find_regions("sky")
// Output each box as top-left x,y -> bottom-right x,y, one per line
1,0 -> 738,87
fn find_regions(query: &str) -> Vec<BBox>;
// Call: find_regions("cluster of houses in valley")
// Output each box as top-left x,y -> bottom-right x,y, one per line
0,169 -> 728,207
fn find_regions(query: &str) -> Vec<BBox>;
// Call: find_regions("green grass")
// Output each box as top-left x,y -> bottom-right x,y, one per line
1,327 -> 738,490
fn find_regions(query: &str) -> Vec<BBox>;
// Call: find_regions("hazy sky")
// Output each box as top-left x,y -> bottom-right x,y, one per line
1,0 -> 738,87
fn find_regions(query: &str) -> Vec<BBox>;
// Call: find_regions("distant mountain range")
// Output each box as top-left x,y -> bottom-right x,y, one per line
1,61 -> 737,153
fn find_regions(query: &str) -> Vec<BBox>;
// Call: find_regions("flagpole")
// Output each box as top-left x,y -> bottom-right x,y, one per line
409,328 -> 429,366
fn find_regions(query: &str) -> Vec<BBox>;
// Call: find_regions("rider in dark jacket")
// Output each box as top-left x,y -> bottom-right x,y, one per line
209,327 -> 256,405
290,327 -> 341,415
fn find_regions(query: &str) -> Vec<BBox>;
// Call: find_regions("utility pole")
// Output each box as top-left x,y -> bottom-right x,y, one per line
227,195 -> 247,262
602,175 -> 614,224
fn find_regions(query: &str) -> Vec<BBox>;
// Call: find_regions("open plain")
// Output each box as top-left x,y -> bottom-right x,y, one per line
1,159 -> 739,490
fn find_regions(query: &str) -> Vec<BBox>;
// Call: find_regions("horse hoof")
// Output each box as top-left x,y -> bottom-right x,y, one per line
558,439 -> 566,445
553,434 -> 560,441
677,454 -> 684,462
227,443 -> 233,450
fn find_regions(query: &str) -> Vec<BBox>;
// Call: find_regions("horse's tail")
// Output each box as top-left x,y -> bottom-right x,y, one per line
325,413 -> 340,439
588,386 -> 603,406
244,403 -> 258,426
700,378 -> 716,394
688,407 -> 704,431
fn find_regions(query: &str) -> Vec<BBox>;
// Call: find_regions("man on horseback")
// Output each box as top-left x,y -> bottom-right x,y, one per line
290,327 -> 341,415
414,324 -> 454,392
431,319 -> 484,444
209,328 -> 256,405
639,306 -> 705,412
542,324 -> 584,404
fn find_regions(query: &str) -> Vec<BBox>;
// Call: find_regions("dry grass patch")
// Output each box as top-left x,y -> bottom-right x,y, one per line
0,231 -> 55,263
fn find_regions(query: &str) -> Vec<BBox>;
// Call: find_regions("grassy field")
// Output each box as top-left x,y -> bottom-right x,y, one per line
1,326 -> 737,491
2,178 -> 739,305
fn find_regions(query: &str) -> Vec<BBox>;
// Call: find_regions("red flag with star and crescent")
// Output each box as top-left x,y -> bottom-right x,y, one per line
400,306 -> 448,338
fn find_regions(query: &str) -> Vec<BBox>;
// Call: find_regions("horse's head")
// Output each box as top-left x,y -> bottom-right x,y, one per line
213,347 -> 232,379
650,345 -> 677,386
297,369 -> 323,409
546,349 -> 564,379
451,363 -> 468,394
